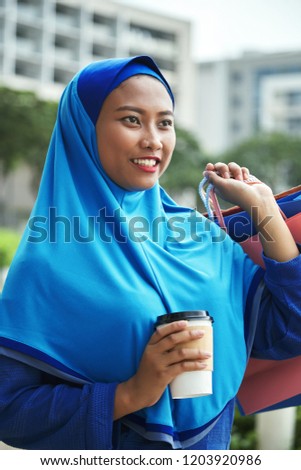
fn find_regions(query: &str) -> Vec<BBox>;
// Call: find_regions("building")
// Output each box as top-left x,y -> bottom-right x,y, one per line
196,50 -> 301,154
0,0 -> 194,126
0,0 -> 194,219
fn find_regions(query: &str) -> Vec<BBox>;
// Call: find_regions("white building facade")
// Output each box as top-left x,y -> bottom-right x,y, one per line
0,0 -> 195,126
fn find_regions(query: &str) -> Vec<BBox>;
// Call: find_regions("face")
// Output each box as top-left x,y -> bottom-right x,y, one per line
96,75 -> 176,191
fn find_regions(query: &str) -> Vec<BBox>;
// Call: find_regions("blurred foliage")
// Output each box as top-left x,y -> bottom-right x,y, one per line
160,126 -> 208,192
218,132 -> 301,193
230,408 -> 257,450
0,87 -> 57,191
230,406 -> 301,450
294,406 -> 301,450
0,228 -> 20,268
0,88 -> 35,175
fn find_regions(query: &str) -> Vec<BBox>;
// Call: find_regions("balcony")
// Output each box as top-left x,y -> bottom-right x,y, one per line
53,66 -> 75,85
15,23 -> 43,60
16,37 -> 40,54
55,2 -> 81,30
54,34 -> 80,62
15,58 -> 41,79
128,28 -> 177,59
17,0 -> 43,19
92,42 -> 116,60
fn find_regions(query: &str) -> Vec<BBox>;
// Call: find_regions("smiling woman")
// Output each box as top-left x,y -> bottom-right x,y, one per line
96,75 -> 176,191
0,55 -> 300,451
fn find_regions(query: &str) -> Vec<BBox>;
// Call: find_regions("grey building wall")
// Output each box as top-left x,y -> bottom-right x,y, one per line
196,50 -> 301,154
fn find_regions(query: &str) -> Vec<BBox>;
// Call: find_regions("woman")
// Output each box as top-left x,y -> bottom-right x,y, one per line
0,55 -> 300,450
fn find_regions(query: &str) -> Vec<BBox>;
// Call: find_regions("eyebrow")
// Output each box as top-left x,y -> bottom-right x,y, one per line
115,105 -> 174,117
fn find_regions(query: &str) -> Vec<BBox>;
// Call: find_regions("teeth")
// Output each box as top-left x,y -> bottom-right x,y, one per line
133,158 -> 157,167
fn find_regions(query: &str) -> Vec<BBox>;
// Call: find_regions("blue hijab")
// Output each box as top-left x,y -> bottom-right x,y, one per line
0,56 -> 260,448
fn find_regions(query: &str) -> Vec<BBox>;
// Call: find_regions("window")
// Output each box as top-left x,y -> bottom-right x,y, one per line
230,95 -> 242,108
55,2 -> 80,28
286,91 -> 301,106
231,70 -> 243,84
287,117 -> 301,132
230,120 -> 241,133
130,24 -> 176,42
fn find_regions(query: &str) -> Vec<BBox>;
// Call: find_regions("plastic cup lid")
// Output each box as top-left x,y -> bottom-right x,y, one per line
155,310 -> 214,327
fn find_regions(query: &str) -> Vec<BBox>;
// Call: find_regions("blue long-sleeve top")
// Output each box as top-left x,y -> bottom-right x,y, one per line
1,253 -> 301,450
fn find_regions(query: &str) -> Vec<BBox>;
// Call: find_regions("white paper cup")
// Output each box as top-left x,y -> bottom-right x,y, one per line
156,311 -> 214,399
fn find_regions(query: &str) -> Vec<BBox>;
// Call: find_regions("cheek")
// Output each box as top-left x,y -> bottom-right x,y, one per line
159,148 -> 173,177
97,129 -> 121,167
165,135 -> 176,161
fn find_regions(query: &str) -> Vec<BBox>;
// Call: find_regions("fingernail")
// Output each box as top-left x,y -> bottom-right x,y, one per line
191,329 -> 204,337
198,362 -> 207,369
203,352 -> 212,358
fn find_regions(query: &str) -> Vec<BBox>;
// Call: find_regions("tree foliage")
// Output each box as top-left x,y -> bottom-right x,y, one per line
0,87 -> 57,190
0,228 -> 20,268
160,126 -> 208,193
218,132 -> 301,193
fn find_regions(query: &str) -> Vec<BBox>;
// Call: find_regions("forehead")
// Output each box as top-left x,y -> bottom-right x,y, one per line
105,75 -> 173,108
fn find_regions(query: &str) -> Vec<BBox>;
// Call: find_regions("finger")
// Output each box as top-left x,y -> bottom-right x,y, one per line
158,328 -> 205,353
149,320 -> 188,346
241,166 -> 250,180
211,162 -> 230,178
205,162 -> 216,173
169,358 -> 209,376
228,162 -> 244,180
167,347 -> 211,367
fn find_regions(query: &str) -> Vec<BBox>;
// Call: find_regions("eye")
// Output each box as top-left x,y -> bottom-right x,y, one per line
159,119 -> 174,128
122,115 -> 140,125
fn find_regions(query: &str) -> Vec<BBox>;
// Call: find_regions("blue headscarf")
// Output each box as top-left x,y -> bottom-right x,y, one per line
0,56 -> 260,448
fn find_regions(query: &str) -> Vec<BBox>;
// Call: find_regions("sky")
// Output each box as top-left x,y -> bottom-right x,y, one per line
116,0 -> 301,61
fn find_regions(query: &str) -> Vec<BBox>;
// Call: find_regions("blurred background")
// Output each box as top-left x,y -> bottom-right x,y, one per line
0,0 -> 301,450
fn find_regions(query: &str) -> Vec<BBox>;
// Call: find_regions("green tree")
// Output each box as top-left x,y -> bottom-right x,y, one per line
218,132 -> 301,193
0,88 -> 46,173
0,228 -> 20,269
0,228 -> 21,289
0,87 -> 57,194
160,126 -> 208,201
25,96 -> 58,192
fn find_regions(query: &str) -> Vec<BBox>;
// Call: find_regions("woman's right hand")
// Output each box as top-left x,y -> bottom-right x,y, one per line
113,320 -> 210,420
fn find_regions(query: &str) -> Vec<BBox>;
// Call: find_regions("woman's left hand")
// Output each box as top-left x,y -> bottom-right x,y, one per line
204,161 -> 299,263
203,162 -> 273,212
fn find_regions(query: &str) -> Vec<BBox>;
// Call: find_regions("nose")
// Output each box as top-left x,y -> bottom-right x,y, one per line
140,127 -> 163,151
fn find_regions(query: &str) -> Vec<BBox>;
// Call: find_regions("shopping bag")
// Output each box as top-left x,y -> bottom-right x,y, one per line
203,183 -> 301,414
219,184 -> 301,269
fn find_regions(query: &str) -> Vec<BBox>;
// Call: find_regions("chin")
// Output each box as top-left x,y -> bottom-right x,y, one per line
124,179 -> 158,192
128,185 -> 156,192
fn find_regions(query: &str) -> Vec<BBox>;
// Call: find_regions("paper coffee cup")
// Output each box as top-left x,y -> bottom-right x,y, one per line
156,310 -> 214,399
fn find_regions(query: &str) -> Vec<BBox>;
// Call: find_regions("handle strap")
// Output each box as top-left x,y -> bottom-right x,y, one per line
199,175 -> 287,232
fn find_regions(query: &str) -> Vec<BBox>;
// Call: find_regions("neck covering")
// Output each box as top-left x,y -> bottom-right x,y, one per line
0,55 -> 260,448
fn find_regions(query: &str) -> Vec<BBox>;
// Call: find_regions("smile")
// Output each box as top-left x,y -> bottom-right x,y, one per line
132,158 -> 158,167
